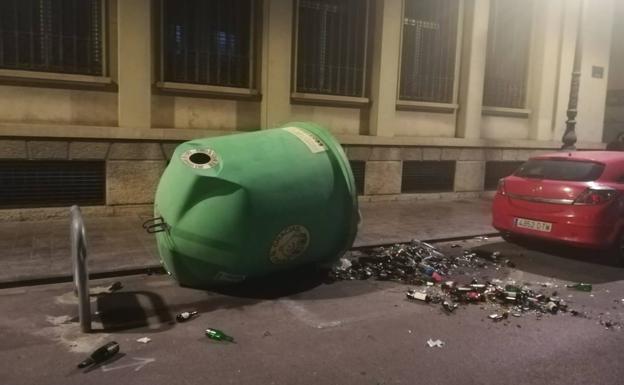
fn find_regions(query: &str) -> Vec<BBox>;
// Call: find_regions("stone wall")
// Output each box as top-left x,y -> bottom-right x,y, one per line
0,139 -> 178,221
344,145 -> 552,201
0,140 -> 557,220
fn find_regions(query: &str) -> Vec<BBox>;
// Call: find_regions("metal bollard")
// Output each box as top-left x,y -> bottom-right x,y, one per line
70,205 -> 91,333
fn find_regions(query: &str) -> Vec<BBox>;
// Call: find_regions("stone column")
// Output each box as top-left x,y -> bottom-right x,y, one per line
260,0 -> 294,129
528,0 -> 563,141
553,0 -> 582,141
456,0 -> 490,139
117,0 -> 152,129
575,0 -> 614,143
368,0 -> 402,137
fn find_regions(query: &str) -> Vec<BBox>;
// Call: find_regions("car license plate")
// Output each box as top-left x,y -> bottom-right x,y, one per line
515,218 -> 552,232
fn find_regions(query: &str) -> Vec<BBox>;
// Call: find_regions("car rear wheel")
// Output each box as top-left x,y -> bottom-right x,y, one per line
501,232 -> 515,243
612,231 -> 624,267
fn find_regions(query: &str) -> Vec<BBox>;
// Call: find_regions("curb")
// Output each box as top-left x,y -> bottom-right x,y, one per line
0,232 -> 500,289
353,232 -> 501,249
0,265 -> 165,290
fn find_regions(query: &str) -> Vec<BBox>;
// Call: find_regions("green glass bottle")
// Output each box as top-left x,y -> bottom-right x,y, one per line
505,284 -> 520,292
205,328 -> 234,342
566,283 -> 592,292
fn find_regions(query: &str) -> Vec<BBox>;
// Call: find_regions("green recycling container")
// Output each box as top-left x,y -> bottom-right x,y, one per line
152,122 -> 358,287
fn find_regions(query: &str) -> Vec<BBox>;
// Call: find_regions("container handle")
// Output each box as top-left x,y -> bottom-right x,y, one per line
143,217 -> 168,233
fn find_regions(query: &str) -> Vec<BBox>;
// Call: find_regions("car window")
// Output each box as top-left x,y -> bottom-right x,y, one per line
514,159 -> 604,181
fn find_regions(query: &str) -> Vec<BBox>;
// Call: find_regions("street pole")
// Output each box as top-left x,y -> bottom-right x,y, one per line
71,205 -> 91,333
561,0 -> 584,151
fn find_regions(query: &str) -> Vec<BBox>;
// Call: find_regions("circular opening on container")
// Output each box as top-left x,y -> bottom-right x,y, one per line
189,152 -> 212,165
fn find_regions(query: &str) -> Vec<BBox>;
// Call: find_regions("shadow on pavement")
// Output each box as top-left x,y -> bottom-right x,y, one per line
89,266 -> 383,330
471,239 -> 624,284
210,264 -> 377,300
95,291 -> 174,333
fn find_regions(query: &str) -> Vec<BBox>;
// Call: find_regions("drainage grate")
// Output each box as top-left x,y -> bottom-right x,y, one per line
0,161 -> 106,208
484,161 -> 524,190
401,161 -> 455,193
349,161 -> 365,195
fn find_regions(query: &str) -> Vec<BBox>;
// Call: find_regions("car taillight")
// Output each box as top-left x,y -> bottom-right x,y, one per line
573,187 -> 618,205
496,179 -> 506,196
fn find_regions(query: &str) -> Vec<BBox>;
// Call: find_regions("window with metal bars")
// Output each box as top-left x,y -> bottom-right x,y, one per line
484,161 -> 523,190
0,0 -> 103,76
399,0 -> 460,103
294,0 -> 370,98
483,0 -> 533,109
161,0 -> 255,89
401,161 -> 455,193
349,160 -> 365,195
0,160 -> 106,208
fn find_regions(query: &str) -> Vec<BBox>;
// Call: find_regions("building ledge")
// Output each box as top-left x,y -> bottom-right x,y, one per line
0,122 -> 236,141
396,100 -> 458,113
291,92 -> 370,108
0,122 -> 607,150
482,106 -> 531,118
0,69 -> 112,88
156,81 -> 260,99
335,133 -> 605,150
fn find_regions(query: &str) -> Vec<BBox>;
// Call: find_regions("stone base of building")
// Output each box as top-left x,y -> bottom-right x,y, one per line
0,139 -> 565,222
0,204 -> 153,222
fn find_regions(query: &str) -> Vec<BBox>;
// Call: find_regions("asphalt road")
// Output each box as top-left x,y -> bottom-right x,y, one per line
1,237 -> 623,385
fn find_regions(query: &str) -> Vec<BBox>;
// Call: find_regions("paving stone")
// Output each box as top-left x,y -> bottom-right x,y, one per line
0,197 -> 495,283
161,142 -> 182,160
485,149 -> 503,161
346,146 -> 372,161
0,140 -> 27,159
502,149 -> 519,161
107,161 -> 166,204
459,148 -> 485,161
455,161 -> 486,192
364,161 -> 402,195
400,147 -> 422,160
422,148 -> 442,160
370,147 -> 401,161
108,142 -> 164,160
69,141 -> 110,159
28,141 -> 68,159
441,148 -> 461,160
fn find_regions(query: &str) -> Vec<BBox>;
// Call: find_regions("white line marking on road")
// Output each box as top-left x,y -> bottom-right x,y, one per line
101,357 -> 155,372
279,299 -> 328,328
279,287 -> 407,329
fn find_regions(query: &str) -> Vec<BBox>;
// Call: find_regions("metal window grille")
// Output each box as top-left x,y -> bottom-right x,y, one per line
161,0 -> 254,88
295,0 -> 370,97
349,160 -> 365,195
399,0 -> 459,103
484,161 -> 523,190
483,0 -> 533,109
401,161 -> 455,193
0,0 -> 103,75
0,160 -> 105,208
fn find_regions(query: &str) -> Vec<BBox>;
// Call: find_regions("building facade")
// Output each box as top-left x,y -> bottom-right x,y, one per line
0,0 -> 621,219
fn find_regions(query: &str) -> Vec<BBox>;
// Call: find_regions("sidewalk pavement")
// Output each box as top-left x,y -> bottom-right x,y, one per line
0,198 -> 495,285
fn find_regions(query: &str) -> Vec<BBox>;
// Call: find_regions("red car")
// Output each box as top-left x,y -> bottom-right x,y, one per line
492,151 -> 624,264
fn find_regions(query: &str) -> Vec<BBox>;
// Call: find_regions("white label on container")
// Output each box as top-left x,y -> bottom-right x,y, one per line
282,126 -> 327,154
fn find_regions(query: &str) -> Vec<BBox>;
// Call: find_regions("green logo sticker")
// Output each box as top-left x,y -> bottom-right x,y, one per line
269,225 -> 310,264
